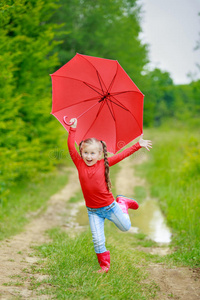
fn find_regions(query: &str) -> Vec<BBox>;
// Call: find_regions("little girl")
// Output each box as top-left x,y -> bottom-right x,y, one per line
67,118 -> 152,273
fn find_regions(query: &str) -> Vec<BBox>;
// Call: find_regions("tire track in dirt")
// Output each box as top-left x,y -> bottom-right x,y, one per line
115,151 -> 200,300
0,168 -> 81,299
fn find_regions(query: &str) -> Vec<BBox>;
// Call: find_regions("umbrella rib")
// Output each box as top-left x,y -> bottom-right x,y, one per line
52,74 -> 104,95
110,91 -> 143,111
106,98 -> 117,152
83,82 -> 103,96
82,101 -> 106,140
111,90 -> 144,97
76,101 -> 100,120
78,54 -> 107,92
108,98 -> 129,111
96,71 -> 106,94
52,96 -> 100,114
95,100 -> 106,118
105,99 -> 116,121
107,61 -> 118,93
111,95 -> 143,133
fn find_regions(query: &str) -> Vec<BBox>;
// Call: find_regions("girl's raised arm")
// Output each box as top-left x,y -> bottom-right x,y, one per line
67,118 -> 81,167
108,135 -> 152,167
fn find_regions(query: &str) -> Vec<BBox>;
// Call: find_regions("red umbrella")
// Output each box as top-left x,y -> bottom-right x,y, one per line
50,53 -> 144,154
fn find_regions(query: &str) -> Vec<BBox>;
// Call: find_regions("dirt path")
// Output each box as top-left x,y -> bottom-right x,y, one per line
0,158 -> 200,299
0,168 -> 81,299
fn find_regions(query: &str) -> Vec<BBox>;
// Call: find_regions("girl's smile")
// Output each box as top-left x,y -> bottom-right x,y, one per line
82,144 -> 102,166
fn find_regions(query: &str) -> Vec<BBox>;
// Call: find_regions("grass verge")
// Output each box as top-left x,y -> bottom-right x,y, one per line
137,127 -> 200,268
0,168 -> 69,240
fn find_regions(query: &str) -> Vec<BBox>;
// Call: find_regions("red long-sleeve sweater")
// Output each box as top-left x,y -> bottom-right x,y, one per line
68,127 -> 142,208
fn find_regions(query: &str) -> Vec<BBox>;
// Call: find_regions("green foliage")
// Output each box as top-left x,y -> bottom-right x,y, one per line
173,80 -> 200,127
142,68 -> 175,127
0,0 -> 64,203
50,0 -> 148,83
142,68 -> 200,128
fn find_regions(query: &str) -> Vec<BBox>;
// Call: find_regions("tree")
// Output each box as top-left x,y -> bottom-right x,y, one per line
0,0 -> 61,203
142,68 -> 174,126
50,0 -> 148,83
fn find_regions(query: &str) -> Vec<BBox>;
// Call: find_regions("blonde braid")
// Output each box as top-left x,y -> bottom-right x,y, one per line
79,141 -> 83,157
100,141 -> 112,192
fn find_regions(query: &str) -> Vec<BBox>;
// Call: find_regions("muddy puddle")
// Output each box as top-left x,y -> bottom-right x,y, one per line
129,198 -> 172,243
75,199 -> 171,244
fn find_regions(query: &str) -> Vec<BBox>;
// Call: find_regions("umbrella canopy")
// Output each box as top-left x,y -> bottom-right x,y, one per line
50,53 -> 144,153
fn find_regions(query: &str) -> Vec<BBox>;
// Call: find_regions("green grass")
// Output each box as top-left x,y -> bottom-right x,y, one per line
28,185 -> 165,300
137,127 -> 200,268
33,226 -> 159,300
0,168 -> 69,240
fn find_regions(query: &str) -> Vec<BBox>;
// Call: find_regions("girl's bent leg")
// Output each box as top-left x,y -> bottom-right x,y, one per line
116,195 -> 139,213
87,208 -> 107,254
106,202 -> 131,232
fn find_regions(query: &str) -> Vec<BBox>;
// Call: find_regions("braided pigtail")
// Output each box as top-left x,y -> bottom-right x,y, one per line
79,141 -> 83,157
100,141 -> 112,192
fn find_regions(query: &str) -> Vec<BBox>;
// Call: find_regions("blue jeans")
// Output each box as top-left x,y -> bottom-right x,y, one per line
87,201 -> 131,254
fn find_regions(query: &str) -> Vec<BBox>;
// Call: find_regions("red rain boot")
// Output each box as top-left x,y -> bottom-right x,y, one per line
116,195 -> 139,214
96,251 -> 110,273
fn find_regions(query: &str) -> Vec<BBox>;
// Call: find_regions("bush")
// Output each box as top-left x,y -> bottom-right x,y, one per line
0,0 -> 64,204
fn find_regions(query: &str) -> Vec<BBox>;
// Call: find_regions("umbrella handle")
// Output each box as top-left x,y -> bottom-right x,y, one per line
63,116 -> 75,126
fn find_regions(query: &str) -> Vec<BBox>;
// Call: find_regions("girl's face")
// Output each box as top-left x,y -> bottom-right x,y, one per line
81,143 -> 102,166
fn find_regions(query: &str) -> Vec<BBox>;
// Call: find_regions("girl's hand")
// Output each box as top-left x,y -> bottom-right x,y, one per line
70,118 -> 77,128
139,134 -> 152,151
